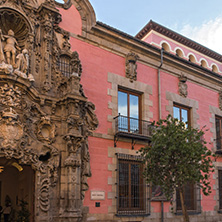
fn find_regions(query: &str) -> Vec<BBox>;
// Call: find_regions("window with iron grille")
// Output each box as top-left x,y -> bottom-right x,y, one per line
173,104 -> 201,213
116,153 -> 149,215
216,116 -> 222,150
58,54 -> 72,78
176,183 -> 196,211
218,170 -> 222,210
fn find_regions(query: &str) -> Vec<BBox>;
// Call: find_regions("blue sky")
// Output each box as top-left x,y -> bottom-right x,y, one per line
90,0 -> 222,53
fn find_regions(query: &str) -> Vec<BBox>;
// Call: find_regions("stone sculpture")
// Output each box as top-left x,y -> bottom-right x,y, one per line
3,29 -> 20,66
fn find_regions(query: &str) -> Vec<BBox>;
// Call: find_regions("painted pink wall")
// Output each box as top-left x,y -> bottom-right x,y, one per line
59,5 -> 82,35
58,6 -> 221,214
70,35 -> 220,212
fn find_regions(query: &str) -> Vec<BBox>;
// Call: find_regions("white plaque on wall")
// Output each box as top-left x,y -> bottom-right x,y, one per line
91,191 -> 105,200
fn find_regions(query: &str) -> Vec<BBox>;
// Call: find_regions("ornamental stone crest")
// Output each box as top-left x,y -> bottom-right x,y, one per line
0,107 -> 23,149
178,74 -> 188,98
125,52 -> 139,82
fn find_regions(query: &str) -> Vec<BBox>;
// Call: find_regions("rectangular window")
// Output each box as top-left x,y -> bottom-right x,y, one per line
216,116 -> 222,150
118,88 -> 141,133
176,183 -> 196,211
173,104 -> 200,212
117,154 -> 149,215
219,170 -> 222,209
173,104 -> 190,126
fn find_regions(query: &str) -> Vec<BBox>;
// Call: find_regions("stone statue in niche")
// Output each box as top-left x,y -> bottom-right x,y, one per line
3,29 -> 20,66
178,74 -> 188,97
125,52 -> 139,82
16,49 -> 29,74
0,29 -> 34,82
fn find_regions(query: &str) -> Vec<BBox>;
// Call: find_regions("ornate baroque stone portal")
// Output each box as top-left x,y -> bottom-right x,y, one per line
0,0 -> 98,221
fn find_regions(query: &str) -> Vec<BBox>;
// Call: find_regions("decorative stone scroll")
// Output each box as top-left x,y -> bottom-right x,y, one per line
125,52 -> 139,82
178,74 -> 188,97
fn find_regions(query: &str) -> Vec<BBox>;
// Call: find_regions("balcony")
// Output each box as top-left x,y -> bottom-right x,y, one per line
113,115 -> 152,149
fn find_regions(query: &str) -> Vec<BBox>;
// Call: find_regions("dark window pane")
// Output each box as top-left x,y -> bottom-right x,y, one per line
176,183 -> 195,211
216,117 -> 221,150
131,163 -> 140,208
119,162 -> 129,208
219,170 -> 222,209
59,55 -> 71,78
118,159 -> 144,212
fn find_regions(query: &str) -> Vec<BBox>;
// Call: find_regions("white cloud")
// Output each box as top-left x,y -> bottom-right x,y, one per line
180,17 -> 222,54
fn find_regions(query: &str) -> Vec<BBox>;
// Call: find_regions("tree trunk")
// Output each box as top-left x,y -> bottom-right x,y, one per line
179,188 -> 190,222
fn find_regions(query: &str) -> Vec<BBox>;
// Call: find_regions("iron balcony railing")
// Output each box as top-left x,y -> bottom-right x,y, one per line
114,115 -> 153,138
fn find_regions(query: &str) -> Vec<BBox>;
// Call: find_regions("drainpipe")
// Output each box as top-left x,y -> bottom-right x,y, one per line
158,48 -> 164,222
158,49 -> 163,120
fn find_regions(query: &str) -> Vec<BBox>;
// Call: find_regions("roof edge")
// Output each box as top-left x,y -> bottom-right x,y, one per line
136,20 -> 222,62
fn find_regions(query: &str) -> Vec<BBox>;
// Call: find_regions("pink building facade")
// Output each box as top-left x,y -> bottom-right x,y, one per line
0,0 -> 222,221
58,1 -> 222,222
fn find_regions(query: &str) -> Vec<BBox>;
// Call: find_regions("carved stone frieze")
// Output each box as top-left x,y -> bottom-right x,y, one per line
0,84 -> 22,108
125,52 -> 139,82
178,74 -> 188,97
80,141 -> 91,199
84,101 -> 99,133
70,51 -> 82,78
64,134 -> 83,154
0,108 -> 23,149
36,116 -> 56,144
39,178 -> 50,212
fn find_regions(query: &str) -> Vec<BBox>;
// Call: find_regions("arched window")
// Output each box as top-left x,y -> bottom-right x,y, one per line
161,42 -> 170,52
200,59 -> 208,68
188,54 -> 196,63
58,54 -> 72,78
176,49 -> 184,58
212,64 -> 219,73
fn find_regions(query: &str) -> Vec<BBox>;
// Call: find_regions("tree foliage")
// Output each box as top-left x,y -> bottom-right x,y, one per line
140,115 -> 214,209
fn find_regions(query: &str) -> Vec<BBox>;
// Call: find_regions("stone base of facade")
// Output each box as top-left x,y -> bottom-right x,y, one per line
84,212 -> 222,222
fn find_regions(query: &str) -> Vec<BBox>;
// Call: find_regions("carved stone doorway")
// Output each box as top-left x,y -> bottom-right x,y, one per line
0,158 -> 34,222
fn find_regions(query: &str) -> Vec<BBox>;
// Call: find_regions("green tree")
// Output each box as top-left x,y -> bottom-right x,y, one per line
140,115 -> 214,222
